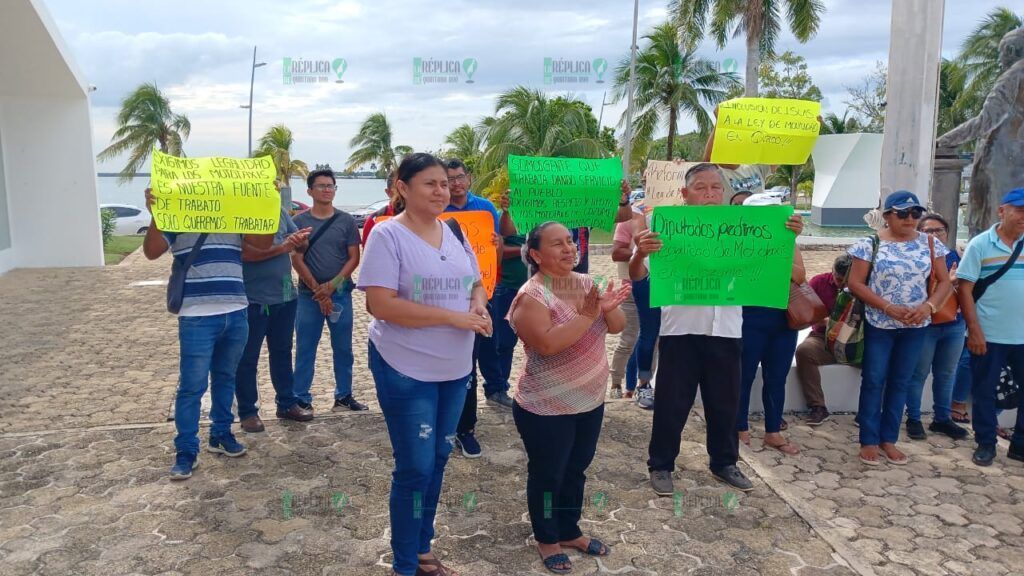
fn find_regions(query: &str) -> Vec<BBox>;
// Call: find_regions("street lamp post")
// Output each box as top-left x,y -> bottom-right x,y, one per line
622,0 -> 640,176
240,45 -> 267,157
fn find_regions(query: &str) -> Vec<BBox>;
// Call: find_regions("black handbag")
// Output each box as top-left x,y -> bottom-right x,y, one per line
166,233 -> 209,314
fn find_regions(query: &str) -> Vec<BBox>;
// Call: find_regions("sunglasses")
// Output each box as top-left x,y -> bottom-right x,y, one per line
887,207 -> 926,220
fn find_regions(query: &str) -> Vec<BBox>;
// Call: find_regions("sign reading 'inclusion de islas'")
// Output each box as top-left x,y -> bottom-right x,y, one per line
413,58 -> 478,85
282,58 -> 347,84
543,58 -> 607,85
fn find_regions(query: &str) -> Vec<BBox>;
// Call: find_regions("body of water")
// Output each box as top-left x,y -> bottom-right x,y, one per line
97,176 -> 389,211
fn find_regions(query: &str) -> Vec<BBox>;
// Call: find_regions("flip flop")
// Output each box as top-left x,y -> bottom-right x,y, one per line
764,441 -> 800,455
859,449 -> 882,466
881,449 -> 908,465
738,431 -> 751,446
415,558 -> 458,576
951,409 -> 970,424
539,552 -> 572,574
560,538 -> 610,557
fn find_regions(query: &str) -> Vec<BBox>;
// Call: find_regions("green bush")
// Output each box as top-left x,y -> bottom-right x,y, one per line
100,208 -> 116,247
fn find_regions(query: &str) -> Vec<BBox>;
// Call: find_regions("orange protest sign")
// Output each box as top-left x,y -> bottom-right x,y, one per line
372,211 -> 497,297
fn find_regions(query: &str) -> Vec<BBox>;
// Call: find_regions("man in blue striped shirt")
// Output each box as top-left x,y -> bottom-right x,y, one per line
143,188 -> 275,480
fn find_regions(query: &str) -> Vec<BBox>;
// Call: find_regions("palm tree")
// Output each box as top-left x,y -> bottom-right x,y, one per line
937,59 -> 983,136
476,87 -> 605,190
819,111 -> 863,135
444,124 -> 485,160
671,0 -> 825,96
254,124 -> 309,189
610,22 -> 739,162
97,83 -> 191,183
346,112 -> 409,176
959,7 -> 1023,102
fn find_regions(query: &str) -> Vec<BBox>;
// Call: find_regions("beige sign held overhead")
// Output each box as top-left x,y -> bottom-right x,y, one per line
643,160 -> 695,208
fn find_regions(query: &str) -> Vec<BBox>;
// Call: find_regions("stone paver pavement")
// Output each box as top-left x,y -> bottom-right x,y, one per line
1,248 -> 1019,575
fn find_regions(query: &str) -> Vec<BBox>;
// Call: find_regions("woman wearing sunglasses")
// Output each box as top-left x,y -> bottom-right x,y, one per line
847,191 -> 953,465
903,214 -> 970,442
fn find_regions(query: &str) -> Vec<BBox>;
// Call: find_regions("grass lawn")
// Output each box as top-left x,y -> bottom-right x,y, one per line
104,235 -> 145,265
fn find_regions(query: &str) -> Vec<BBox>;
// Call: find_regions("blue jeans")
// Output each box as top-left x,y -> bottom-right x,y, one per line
368,342 -> 469,576
906,319 -> 966,422
971,342 -> 1024,447
477,285 -> 516,395
175,309 -> 249,454
737,307 -> 798,433
632,277 -> 662,382
235,300 -> 299,419
294,290 -> 353,404
952,343 -> 972,404
626,348 -> 638,391
858,323 -> 927,445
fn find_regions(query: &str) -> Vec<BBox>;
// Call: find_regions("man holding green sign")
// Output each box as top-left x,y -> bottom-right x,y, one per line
629,163 -> 802,495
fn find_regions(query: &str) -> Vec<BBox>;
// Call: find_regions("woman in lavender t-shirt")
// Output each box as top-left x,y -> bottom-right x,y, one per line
358,153 -> 491,576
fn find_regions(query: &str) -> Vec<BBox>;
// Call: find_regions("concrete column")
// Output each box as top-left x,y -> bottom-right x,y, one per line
931,147 -> 969,248
879,0 -> 945,206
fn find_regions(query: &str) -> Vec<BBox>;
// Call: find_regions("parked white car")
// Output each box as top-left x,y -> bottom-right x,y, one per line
100,204 -> 150,235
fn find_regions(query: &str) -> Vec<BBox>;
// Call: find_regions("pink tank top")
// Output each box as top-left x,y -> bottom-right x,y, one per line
508,274 -> 609,416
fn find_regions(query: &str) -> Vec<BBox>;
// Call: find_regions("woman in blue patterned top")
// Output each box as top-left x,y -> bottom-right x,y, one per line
847,191 -> 953,466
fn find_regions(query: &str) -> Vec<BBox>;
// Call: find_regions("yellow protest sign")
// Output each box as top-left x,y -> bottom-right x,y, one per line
150,149 -> 280,233
643,160 -> 695,208
710,98 -> 821,166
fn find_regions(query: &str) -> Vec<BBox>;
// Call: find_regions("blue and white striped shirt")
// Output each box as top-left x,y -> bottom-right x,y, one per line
164,232 -> 248,317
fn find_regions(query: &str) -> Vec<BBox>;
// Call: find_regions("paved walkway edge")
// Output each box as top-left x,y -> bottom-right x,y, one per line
739,443 -> 878,576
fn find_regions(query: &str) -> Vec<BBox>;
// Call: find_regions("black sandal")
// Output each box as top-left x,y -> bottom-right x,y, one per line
560,537 -> 610,557
539,551 -> 572,574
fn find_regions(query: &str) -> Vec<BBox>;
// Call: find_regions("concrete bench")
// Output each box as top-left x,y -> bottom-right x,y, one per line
689,329 -> 1018,428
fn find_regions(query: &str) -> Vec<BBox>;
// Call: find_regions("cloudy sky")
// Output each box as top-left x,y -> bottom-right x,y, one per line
45,0 -> 1010,172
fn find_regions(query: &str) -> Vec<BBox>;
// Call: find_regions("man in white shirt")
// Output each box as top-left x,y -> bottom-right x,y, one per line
629,163 -> 802,495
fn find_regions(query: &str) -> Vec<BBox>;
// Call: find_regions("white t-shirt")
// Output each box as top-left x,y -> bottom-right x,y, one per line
638,254 -> 742,338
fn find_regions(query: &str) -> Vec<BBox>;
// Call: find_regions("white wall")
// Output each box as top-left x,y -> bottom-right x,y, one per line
811,134 -> 884,226
0,0 -> 102,275
0,97 -> 102,271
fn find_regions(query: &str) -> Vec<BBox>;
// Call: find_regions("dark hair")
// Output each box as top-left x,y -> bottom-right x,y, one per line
386,170 -> 396,189
730,191 -> 752,206
833,253 -> 853,278
306,169 -> 335,189
393,153 -> 446,212
522,222 -> 563,276
918,213 -> 949,232
444,158 -> 469,174
684,162 -> 723,186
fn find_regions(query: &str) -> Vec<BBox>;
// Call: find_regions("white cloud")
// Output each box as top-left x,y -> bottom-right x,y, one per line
50,0 -> 1015,173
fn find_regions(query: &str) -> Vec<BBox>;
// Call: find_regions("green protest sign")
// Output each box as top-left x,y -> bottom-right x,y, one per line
507,155 -> 622,233
649,205 -> 796,308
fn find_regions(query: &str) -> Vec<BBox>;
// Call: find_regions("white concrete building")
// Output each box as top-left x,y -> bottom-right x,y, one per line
0,0 -> 102,275
810,134 -> 884,226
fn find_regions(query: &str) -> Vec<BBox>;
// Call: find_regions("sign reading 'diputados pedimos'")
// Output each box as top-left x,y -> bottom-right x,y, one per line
649,205 -> 795,308
507,155 -> 623,233
149,149 -> 280,233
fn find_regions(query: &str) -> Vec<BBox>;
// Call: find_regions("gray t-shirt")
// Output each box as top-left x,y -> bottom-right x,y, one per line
292,208 -> 360,292
242,208 -> 298,305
